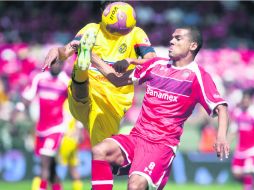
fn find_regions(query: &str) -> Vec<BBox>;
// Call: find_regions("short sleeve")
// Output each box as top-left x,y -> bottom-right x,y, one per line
73,23 -> 99,41
133,27 -> 155,57
195,69 -> 227,117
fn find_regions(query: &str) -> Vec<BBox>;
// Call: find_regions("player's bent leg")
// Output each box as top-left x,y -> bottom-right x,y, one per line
91,159 -> 113,190
68,83 -> 90,126
72,29 -> 96,83
78,29 -> 97,70
91,139 -> 125,190
70,29 -> 96,101
128,174 -> 148,190
70,79 -> 89,101
71,64 -> 89,84
92,138 -> 125,164
88,101 -> 121,146
71,29 -> 96,93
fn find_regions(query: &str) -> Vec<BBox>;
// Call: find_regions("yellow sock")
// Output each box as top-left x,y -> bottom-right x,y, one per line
72,180 -> 83,190
31,176 -> 41,190
72,63 -> 88,83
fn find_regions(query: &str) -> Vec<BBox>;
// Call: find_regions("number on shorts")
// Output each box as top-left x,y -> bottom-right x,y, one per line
44,138 -> 54,149
144,162 -> 156,175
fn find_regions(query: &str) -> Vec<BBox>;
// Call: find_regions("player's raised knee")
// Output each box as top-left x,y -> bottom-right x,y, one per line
91,139 -> 112,160
128,174 -> 148,190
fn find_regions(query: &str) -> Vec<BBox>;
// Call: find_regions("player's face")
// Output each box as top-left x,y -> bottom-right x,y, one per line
50,63 -> 63,76
168,29 -> 193,60
241,94 -> 251,110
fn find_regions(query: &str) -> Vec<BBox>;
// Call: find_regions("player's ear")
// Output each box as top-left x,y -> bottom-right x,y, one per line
190,42 -> 198,52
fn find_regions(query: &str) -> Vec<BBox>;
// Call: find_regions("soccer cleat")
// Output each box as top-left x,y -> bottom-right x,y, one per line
77,30 -> 97,70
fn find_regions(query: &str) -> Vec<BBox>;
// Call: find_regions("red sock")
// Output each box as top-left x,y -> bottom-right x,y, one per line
39,179 -> 47,190
52,183 -> 62,190
243,175 -> 253,190
91,160 -> 113,190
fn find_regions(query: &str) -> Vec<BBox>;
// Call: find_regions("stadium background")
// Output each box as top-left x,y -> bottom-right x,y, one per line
0,1 -> 253,189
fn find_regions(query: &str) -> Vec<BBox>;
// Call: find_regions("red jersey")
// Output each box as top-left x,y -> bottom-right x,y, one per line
231,106 -> 254,152
130,57 -> 227,149
22,71 -> 70,134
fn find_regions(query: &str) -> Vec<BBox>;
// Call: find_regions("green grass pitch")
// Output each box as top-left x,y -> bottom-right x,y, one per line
0,180 -> 242,190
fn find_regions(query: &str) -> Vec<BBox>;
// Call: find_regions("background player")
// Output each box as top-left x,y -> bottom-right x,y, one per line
229,88 -> 254,190
90,26 -> 229,190
41,1 -> 156,146
22,63 -> 69,190
58,100 -> 84,190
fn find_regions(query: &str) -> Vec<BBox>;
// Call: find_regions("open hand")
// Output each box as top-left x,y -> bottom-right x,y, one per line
42,40 -> 80,72
41,47 -> 59,72
213,137 -> 230,161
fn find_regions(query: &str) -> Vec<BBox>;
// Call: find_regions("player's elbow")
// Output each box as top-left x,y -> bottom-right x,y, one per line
113,83 -> 123,87
216,104 -> 228,111
215,104 -> 228,116
114,81 -> 131,87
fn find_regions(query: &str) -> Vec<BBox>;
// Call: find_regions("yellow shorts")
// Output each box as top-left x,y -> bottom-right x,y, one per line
58,136 -> 78,167
68,84 -> 121,146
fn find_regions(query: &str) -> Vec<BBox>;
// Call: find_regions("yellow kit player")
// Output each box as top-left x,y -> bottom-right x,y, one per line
58,118 -> 84,190
42,2 -> 156,146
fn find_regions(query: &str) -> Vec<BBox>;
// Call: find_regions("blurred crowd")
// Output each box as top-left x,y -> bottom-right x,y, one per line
1,1 -> 254,47
0,1 -> 254,153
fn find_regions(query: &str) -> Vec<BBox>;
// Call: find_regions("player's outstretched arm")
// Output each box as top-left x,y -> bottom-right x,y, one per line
113,52 -> 156,73
129,51 -> 157,65
213,104 -> 230,160
92,53 -> 133,87
42,40 -> 80,71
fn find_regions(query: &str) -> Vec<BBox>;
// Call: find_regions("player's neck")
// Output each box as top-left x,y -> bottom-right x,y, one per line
173,56 -> 194,68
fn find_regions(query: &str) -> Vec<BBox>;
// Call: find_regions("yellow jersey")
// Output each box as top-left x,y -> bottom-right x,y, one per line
74,23 -> 154,117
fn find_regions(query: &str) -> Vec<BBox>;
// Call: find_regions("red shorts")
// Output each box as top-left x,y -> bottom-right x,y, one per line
35,132 -> 64,157
232,155 -> 254,174
110,134 -> 175,190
